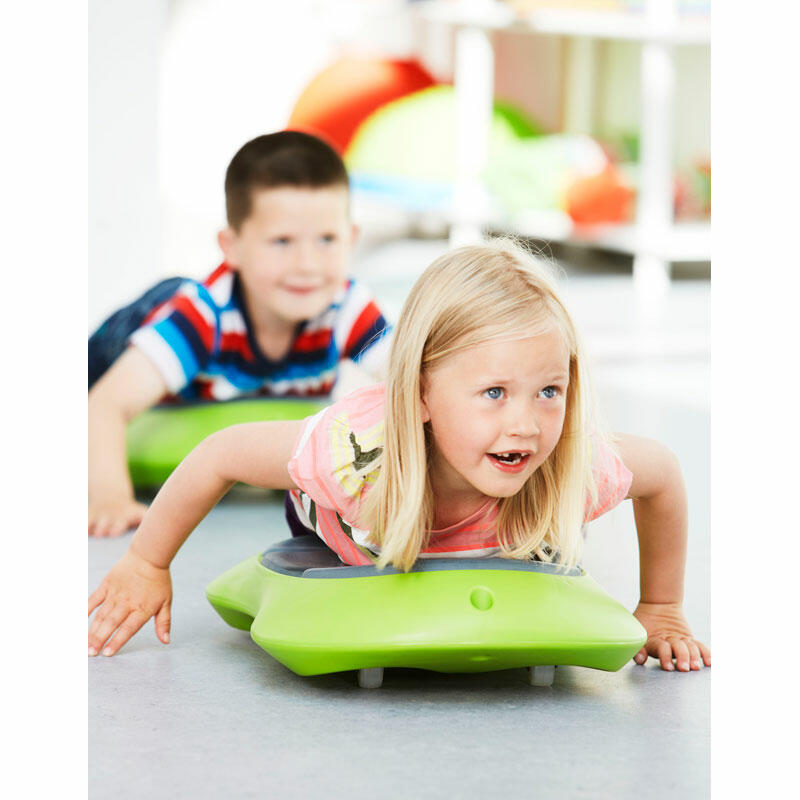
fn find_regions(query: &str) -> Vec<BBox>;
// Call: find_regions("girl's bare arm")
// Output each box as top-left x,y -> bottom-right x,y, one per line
614,433 -> 711,672
88,419 -> 303,656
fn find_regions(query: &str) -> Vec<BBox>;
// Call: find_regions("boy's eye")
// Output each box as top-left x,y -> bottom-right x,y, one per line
539,386 -> 560,399
320,233 -> 337,243
484,387 -> 504,400
271,236 -> 291,246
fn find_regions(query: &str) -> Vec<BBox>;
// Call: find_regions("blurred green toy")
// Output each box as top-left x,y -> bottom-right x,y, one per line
345,85 -> 542,186
207,535 -> 647,688
127,398 -> 326,487
344,84 -> 631,223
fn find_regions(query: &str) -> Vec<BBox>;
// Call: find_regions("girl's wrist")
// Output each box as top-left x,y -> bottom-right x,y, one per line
637,598 -> 682,608
128,537 -> 171,572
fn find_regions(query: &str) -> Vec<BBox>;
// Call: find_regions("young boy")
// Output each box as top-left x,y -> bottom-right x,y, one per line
88,131 -> 391,538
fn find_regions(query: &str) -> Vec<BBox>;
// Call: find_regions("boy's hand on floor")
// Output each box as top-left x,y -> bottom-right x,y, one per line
88,498 -> 148,537
632,601 -> 711,673
88,548 -> 172,657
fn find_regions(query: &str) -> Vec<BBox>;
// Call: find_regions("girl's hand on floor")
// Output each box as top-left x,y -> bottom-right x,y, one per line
88,548 -> 172,657
632,601 -> 711,672
88,498 -> 149,538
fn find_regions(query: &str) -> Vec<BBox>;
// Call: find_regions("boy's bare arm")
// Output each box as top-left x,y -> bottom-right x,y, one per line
88,419 -> 303,656
614,432 -> 711,672
88,347 -> 169,537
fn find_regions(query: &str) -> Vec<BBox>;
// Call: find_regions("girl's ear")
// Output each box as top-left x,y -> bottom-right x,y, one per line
217,227 -> 240,268
419,379 -> 431,423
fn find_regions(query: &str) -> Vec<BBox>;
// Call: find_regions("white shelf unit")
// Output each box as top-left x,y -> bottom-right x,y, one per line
414,0 -> 710,296
419,2 -> 710,44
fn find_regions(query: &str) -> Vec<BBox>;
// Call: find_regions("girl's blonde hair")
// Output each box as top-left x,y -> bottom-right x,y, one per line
361,238 -> 600,572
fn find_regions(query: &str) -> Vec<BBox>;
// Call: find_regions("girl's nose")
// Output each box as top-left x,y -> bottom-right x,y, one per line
506,402 -> 540,438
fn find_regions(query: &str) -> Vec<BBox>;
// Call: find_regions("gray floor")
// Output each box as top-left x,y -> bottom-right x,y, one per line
89,240 -> 710,798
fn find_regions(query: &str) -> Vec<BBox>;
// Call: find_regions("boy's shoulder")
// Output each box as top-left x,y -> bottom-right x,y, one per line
316,276 -> 369,307
156,263 -> 236,318
198,263 -> 237,309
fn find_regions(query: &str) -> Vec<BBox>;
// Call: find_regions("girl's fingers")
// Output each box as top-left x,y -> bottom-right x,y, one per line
100,611 -> 150,656
154,603 -> 171,644
88,603 -> 129,655
645,636 -> 710,673
654,639 -> 675,671
670,638 -> 691,672
88,585 -> 107,616
686,640 -> 703,670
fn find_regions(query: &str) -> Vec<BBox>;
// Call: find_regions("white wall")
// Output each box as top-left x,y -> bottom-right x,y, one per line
89,1 -> 710,329
89,0 -> 166,329
89,0 -> 418,329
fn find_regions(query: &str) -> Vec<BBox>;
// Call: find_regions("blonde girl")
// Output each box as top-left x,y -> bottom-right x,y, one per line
89,240 -> 711,673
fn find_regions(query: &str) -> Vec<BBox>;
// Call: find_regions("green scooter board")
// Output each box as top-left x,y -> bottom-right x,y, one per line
207,535 -> 646,688
127,397 -> 326,487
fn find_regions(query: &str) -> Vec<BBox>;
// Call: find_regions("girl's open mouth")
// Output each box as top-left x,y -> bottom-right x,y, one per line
487,452 -> 530,472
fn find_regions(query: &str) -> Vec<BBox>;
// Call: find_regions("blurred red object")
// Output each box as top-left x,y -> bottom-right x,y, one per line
565,166 -> 634,225
288,57 -> 436,154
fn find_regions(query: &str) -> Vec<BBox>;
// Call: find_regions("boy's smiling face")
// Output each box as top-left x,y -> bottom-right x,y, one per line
219,185 -> 356,330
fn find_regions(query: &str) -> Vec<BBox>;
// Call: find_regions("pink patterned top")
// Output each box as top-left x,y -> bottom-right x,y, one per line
287,383 -> 632,566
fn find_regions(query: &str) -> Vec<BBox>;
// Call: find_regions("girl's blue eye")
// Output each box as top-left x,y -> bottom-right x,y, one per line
272,237 -> 290,246
539,386 -> 559,399
484,387 -> 504,400
320,233 -> 337,243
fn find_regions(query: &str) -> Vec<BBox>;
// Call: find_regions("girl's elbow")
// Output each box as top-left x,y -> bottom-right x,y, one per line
660,442 -> 683,476
649,442 -> 685,498
626,436 -> 685,499
184,429 -> 228,479
198,425 -> 257,485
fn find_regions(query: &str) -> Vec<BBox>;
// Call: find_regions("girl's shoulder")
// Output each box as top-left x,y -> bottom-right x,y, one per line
585,433 -> 634,522
330,381 -> 386,428
287,383 -> 386,521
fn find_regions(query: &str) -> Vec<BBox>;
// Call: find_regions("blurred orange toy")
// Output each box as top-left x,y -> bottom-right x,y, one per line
288,57 -> 436,154
565,166 -> 634,225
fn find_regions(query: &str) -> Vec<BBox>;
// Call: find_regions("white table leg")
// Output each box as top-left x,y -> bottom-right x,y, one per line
450,23 -> 495,248
634,1 -> 678,301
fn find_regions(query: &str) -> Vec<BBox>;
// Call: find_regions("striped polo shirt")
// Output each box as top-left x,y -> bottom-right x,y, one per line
287,383 -> 634,566
129,264 -> 391,401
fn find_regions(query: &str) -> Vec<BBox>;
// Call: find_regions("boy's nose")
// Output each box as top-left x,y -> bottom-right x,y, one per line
294,241 -> 320,273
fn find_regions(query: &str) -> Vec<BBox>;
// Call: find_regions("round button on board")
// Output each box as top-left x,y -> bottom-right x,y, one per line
469,586 -> 494,610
